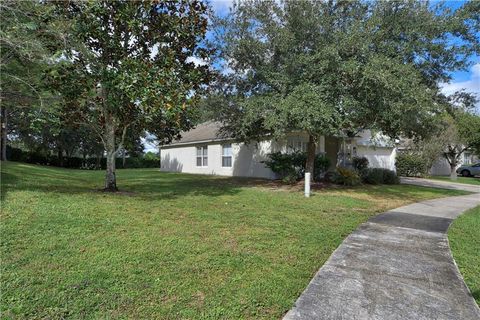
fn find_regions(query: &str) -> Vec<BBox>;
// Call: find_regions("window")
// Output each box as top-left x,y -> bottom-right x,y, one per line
287,138 -> 307,153
464,152 -> 471,165
196,146 -> 208,167
222,144 -> 232,167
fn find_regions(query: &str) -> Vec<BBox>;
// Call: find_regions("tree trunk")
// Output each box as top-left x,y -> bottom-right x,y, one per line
96,150 -> 102,170
305,135 -> 316,178
1,106 -> 7,161
104,115 -> 118,191
450,163 -> 458,180
57,147 -> 64,167
122,149 -> 126,168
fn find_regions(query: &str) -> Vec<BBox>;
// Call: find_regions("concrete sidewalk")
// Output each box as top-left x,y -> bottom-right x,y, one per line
401,176 -> 480,193
284,194 -> 480,320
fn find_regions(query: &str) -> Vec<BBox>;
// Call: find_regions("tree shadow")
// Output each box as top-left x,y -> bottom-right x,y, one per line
160,154 -> 183,172
1,162 -> 276,201
1,169 -> 18,203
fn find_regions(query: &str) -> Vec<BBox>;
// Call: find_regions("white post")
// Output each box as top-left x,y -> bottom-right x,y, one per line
305,172 -> 311,198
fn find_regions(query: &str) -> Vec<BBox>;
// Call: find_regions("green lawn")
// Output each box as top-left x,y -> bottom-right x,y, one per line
429,176 -> 480,186
0,162 -> 468,319
449,205 -> 480,306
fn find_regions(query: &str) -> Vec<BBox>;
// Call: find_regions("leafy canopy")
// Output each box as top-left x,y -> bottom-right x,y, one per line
49,0 -> 212,144
211,0 -> 479,142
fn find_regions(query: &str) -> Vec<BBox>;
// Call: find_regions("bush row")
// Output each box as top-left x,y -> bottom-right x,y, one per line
6,146 -> 159,169
332,157 -> 399,186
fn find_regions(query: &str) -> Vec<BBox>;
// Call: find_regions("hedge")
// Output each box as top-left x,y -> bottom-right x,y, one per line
5,146 -> 159,169
395,153 -> 428,177
361,168 -> 399,185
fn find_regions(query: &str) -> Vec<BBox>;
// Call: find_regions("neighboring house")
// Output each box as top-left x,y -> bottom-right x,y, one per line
430,150 -> 479,176
160,122 -> 397,179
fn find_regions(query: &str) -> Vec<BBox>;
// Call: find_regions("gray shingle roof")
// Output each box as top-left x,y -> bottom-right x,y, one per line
168,121 -> 229,146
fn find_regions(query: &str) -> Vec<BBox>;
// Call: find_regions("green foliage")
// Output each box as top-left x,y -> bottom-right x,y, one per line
395,153 -> 428,177
212,0 -> 480,148
382,170 -> 400,185
314,154 -> 331,180
143,151 -> 160,161
352,157 -> 369,172
262,151 -> 305,183
46,1 -> 213,189
6,146 -> 158,169
0,0 -> 60,109
362,168 -> 399,185
332,167 -> 361,186
263,152 -> 330,183
456,112 -> 480,156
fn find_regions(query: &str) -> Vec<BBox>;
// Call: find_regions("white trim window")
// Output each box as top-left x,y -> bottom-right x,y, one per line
464,152 -> 471,165
196,146 -> 208,167
222,144 -> 233,167
287,138 -> 307,153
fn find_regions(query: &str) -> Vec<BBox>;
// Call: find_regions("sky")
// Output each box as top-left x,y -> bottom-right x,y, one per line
145,0 -> 479,152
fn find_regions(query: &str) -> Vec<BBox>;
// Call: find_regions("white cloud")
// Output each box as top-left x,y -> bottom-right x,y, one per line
142,136 -> 158,153
441,63 -> 480,96
186,56 -> 207,66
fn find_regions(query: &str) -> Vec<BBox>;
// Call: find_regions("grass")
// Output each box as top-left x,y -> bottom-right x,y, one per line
429,176 -> 480,186
449,205 -> 480,306
0,161 -> 469,319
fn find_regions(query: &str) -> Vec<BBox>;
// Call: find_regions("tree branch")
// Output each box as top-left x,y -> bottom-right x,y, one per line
115,123 -> 130,154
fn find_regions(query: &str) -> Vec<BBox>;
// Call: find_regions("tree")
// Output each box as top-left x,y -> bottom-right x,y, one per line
440,112 -> 480,179
0,0 -> 62,160
211,0 -> 480,175
48,1 -> 212,191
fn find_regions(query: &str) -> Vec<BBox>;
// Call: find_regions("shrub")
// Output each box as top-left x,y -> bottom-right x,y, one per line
262,151 -> 305,183
383,169 -> 400,184
314,154 -> 331,180
362,168 -> 399,185
332,167 -> 361,186
395,153 -> 428,177
352,156 -> 369,172
263,152 -> 330,183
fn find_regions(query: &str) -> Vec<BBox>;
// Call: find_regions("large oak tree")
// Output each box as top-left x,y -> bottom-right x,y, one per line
210,0 -> 479,174
49,1 -> 212,190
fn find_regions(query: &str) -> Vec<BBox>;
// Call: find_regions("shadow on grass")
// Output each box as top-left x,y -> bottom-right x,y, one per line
1,170 -> 18,202
2,162 -> 468,203
1,162 -> 269,201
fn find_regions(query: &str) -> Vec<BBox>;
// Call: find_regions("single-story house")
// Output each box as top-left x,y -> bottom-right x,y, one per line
160,122 -> 398,179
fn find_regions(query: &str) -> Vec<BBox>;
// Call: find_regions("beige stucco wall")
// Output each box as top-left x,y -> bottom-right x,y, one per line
160,133 -> 326,179
160,140 -> 276,179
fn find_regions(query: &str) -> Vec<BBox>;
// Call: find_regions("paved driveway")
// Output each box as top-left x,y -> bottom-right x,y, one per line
400,176 -> 480,193
284,194 -> 480,320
